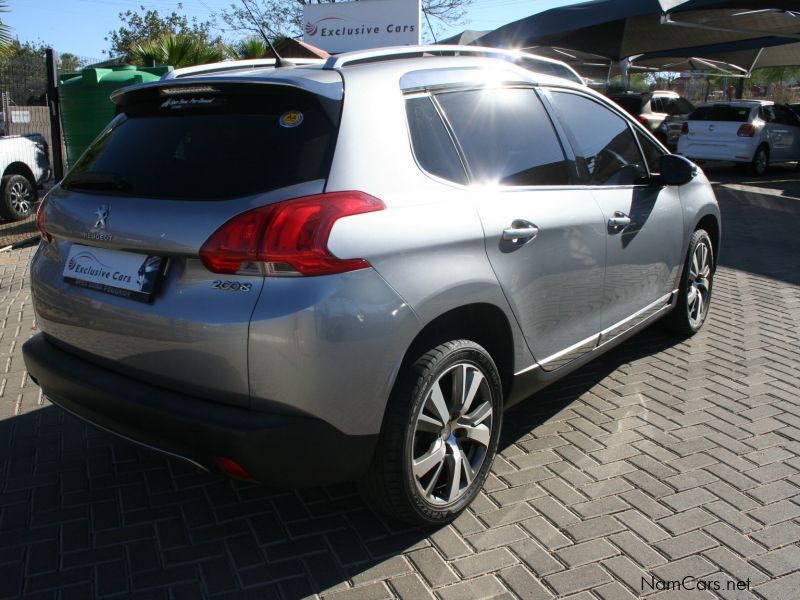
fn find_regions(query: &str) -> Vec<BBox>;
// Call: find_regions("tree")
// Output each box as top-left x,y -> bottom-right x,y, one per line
106,4 -> 221,61
58,53 -> 85,74
225,37 -> 269,60
0,1 -> 13,57
131,33 -> 225,68
219,0 -> 471,41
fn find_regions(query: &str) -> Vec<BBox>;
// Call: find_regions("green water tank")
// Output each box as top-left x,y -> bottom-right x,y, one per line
58,65 -> 173,168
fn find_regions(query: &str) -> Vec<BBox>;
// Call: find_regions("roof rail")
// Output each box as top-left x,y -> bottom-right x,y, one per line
322,45 -> 566,70
162,57 -> 324,80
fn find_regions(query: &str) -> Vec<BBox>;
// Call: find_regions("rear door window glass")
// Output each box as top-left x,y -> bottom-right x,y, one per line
63,89 -> 338,200
436,87 -> 573,186
548,91 -> 648,186
405,96 -> 466,184
689,105 -> 752,122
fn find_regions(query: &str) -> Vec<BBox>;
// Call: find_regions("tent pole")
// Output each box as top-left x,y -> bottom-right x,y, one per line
620,57 -> 630,90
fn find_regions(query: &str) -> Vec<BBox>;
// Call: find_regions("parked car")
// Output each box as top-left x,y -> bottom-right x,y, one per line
23,46 -> 720,526
608,90 -> 694,150
0,134 -> 51,221
677,100 -> 800,175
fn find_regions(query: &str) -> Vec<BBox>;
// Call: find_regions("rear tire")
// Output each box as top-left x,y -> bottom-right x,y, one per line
0,174 -> 36,221
662,229 -> 714,336
749,145 -> 769,176
360,340 -> 503,526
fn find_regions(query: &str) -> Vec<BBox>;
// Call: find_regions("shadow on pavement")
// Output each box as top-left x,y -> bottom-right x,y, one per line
0,326 -> 681,598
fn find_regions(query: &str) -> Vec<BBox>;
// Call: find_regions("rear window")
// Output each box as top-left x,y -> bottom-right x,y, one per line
611,96 -> 644,115
689,105 -> 753,122
63,88 -> 339,200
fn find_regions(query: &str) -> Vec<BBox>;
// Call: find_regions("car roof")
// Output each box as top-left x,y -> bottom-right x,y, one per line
115,46 -> 587,105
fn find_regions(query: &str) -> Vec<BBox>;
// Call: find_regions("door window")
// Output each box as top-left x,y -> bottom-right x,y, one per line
547,91 -> 648,186
774,105 -> 800,127
435,87 -> 573,186
635,131 -> 665,176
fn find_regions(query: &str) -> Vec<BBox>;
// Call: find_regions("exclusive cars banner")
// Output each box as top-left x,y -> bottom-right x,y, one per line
303,0 -> 421,53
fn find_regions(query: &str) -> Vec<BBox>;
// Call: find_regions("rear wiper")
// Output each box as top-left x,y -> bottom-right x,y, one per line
63,172 -> 133,192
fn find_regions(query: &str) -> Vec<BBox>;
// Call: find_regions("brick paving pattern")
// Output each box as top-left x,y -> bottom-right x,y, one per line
0,168 -> 798,599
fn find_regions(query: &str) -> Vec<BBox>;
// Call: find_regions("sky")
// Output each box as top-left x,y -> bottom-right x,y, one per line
3,0 -> 586,60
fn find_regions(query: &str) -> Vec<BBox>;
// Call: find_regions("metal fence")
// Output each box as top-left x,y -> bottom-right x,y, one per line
0,49 -> 102,248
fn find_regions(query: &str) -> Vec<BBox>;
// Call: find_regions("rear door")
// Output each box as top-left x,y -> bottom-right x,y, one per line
435,86 -> 607,369
544,90 -> 684,338
33,82 -> 340,406
772,105 -> 800,160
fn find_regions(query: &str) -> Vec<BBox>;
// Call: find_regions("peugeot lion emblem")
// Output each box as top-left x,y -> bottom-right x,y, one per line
94,205 -> 109,230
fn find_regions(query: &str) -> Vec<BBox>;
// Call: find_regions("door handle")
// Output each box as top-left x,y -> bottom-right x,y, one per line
608,211 -> 631,229
502,223 -> 539,241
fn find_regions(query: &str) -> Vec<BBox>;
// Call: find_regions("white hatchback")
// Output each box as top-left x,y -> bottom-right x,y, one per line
677,100 -> 800,175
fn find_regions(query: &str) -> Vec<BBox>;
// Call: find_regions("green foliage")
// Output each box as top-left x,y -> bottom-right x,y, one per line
106,4 -> 220,61
749,66 -> 800,87
0,1 -> 13,56
131,33 -> 225,68
0,42 -> 49,105
225,37 -> 269,60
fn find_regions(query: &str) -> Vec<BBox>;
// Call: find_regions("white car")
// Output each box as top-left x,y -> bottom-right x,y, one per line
677,100 -> 800,175
0,134 -> 51,221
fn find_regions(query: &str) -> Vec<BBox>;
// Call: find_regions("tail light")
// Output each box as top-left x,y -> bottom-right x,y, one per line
737,123 -> 756,137
680,122 -> 689,135
36,197 -> 51,243
200,191 -> 384,277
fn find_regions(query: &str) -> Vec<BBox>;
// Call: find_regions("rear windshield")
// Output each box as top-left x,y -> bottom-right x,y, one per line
611,96 -> 644,115
689,104 -> 753,122
63,88 -> 339,200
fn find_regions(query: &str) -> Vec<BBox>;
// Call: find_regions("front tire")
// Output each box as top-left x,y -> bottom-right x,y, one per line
663,229 -> 714,336
0,174 -> 36,221
360,340 -> 503,526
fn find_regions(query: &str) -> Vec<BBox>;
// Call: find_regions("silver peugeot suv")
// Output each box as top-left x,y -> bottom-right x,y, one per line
23,46 -> 720,526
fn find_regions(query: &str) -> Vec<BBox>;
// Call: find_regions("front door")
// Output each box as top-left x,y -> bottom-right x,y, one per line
545,90 -> 684,337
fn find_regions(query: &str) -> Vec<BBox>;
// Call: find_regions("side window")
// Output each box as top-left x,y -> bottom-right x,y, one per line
775,105 -> 800,127
547,91 -> 648,186
635,130 -> 665,176
405,96 -> 467,185
762,105 -> 778,123
650,97 -> 664,113
435,87 -> 573,186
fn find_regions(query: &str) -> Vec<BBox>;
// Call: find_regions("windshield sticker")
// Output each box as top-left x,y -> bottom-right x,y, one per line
279,111 -> 304,128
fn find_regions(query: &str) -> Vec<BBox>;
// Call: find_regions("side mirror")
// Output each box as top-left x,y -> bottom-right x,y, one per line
660,154 -> 698,186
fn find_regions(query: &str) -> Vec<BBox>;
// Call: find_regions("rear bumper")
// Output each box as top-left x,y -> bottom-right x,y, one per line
22,333 -> 377,487
677,141 -> 755,163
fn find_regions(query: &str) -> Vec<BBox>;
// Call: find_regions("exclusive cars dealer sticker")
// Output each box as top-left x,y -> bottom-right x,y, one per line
63,244 -> 162,303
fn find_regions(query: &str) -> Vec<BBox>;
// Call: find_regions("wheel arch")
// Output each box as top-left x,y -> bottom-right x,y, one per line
695,214 -> 720,268
3,161 -> 37,187
398,303 -> 516,402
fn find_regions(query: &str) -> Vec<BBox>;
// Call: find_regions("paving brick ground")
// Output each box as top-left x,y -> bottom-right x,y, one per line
0,166 -> 798,599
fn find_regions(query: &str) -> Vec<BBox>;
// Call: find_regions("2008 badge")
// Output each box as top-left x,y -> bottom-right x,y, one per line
212,280 -> 252,292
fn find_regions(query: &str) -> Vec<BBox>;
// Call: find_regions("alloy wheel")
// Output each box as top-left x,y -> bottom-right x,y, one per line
8,180 -> 32,215
411,362 -> 493,505
687,240 -> 712,328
